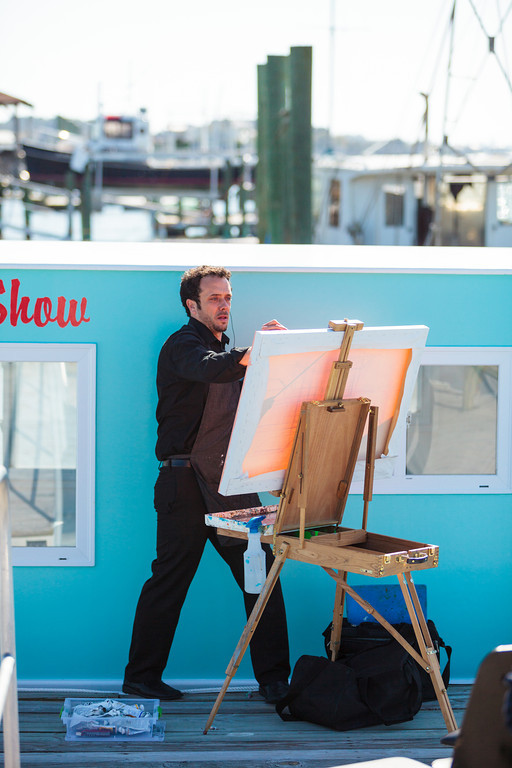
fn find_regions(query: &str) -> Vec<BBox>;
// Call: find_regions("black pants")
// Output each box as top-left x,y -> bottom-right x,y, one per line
125,465 -> 290,686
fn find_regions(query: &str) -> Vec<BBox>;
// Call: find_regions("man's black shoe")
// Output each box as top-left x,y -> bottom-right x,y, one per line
258,680 -> 290,704
122,679 -> 183,700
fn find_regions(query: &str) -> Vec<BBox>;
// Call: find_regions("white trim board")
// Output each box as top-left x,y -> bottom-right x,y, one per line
1,241 -> 512,273
18,676 -> 473,690
18,678 -> 259,692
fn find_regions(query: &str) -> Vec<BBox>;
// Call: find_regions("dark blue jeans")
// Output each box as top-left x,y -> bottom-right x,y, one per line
125,464 -> 290,686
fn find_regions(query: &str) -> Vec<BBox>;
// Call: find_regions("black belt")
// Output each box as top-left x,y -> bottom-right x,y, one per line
161,458 -> 191,468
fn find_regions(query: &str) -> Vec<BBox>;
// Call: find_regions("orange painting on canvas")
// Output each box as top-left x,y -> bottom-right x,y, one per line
241,347 -> 412,478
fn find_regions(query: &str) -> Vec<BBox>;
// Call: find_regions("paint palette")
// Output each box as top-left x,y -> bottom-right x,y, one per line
205,505 -> 278,536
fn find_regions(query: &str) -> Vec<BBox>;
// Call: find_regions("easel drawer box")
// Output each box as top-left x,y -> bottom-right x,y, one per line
273,531 -> 439,578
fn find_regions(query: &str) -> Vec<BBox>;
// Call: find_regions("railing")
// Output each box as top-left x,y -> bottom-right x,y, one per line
0,178 -> 77,241
0,467 -> 20,768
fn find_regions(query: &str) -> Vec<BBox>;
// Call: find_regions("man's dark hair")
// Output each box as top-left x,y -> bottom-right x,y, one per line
180,265 -> 232,317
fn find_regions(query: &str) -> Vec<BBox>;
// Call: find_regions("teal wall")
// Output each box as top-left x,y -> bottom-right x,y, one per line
2,264 -> 511,684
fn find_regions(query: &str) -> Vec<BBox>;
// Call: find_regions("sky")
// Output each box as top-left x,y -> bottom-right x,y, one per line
3,0 -> 512,148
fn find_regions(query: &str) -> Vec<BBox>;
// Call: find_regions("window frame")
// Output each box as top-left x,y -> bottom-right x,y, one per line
371,346 -> 512,494
496,178 -> 512,225
328,178 -> 341,228
384,185 -> 405,227
0,343 -> 96,565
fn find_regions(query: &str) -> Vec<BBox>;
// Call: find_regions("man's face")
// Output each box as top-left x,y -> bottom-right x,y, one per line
187,275 -> 232,339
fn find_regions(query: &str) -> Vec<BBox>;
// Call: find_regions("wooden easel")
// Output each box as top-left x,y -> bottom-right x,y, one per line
204,320 -> 457,735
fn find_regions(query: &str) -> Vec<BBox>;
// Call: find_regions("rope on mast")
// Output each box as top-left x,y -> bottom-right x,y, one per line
466,0 -> 512,95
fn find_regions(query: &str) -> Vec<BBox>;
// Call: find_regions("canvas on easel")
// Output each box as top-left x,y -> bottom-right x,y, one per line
203,321 -> 457,736
219,323 -> 428,497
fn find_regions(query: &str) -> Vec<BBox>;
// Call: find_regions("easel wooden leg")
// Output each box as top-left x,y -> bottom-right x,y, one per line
203,543 -> 289,734
398,573 -> 458,733
323,569 -> 426,667
329,572 -> 347,661
324,568 -> 457,732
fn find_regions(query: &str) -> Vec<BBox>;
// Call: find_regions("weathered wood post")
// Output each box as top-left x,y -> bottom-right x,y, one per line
65,170 -> 76,240
280,57 -> 292,244
80,165 -> 92,241
221,159 -> 233,238
289,46 -> 312,243
22,189 -> 31,240
257,64 -> 270,242
256,47 -> 312,243
266,55 -> 287,244
239,162 -> 248,237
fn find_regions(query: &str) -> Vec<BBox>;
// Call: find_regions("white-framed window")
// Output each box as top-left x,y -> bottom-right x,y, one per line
375,347 -> 512,494
0,343 -> 95,565
384,184 -> 405,227
496,179 -> 512,224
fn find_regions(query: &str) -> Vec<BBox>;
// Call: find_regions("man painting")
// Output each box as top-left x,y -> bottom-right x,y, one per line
123,265 -> 290,704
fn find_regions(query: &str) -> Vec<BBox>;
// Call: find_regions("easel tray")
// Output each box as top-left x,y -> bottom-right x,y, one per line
274,529 -> 439,578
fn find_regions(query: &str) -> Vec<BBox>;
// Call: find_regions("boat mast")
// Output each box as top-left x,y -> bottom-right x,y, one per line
420,91 -> 429,207
432,0 -> 457,246
94,83 -> 104,211
420,92 -> 429,165
328,0 -> 336,151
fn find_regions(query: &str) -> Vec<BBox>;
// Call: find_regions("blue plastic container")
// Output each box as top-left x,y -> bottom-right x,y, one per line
61,697 -> 164,741
346,584 -> 427,625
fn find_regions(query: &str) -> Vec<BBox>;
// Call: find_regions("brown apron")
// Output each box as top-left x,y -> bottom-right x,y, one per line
190,382 -> 260,531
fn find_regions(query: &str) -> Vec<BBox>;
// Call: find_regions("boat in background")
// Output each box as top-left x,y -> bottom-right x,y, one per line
21,110 -> 253,194
313,145 -> 512,248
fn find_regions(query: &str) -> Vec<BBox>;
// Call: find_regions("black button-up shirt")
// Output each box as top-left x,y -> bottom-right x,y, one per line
155,317 -> 249,460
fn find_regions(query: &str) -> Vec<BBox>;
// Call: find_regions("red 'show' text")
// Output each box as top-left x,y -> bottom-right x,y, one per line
0,278 -> 90,328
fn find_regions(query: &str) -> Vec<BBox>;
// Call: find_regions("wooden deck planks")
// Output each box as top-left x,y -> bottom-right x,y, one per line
1,685 -> 471,768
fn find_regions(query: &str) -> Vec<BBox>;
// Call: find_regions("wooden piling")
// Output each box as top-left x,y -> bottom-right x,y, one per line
65,170 -> 76,241
256,47 -> 312,244
239,160 -> 248,237
23,189 -> 31,240
266,55 -> 287,244
221,160 -> 233,238
257,63 -> 270,242
289,46 -> 312,243
80,165 -> 92,241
